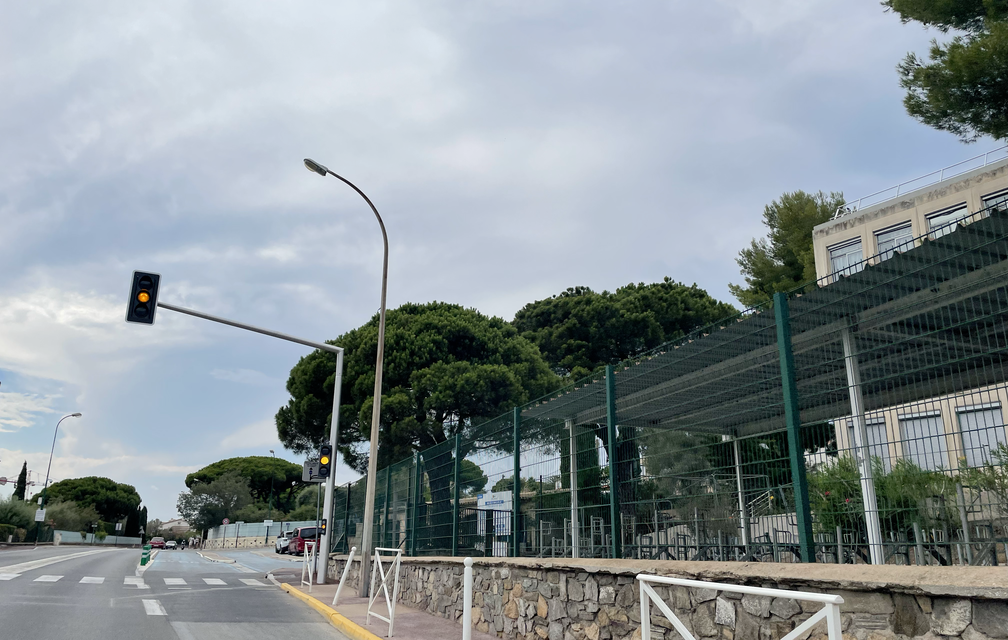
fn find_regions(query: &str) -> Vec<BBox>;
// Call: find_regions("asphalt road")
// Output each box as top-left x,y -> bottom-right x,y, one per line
0,545 -> 347,640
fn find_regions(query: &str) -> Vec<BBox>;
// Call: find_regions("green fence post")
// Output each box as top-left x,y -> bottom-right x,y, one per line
513,407 -> 521,558
409,452 -> 420,556
773,292 -> 815,563
381,467 -> 391,549
452,433 -> 461,556
605,365 -> 621,559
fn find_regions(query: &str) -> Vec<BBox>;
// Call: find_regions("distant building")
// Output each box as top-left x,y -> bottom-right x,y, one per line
812,152 -> 1008,283
158,518 -> 190,535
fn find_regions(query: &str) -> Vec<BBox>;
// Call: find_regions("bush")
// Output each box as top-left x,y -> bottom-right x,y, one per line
0,523 -> 17,541
0,496 -> 35,529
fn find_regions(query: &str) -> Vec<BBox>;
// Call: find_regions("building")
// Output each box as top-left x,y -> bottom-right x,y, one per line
812,150 -> 1008,284
158,518 -> 190,536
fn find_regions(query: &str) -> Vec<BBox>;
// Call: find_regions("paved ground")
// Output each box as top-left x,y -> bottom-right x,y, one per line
0,545 -> 348,640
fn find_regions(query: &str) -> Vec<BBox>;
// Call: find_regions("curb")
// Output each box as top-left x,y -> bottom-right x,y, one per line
280,583 -> 383,640
135,549 -> 159,576
197,551 -> 236,564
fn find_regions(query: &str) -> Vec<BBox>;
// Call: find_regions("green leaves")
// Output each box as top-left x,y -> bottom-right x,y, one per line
42,476 -> 142,523
514,279 -> 736,378
898,22 -> 1008,142
176,470 -> 253,532
729,190 -> 843,309
184,456 -> 302,511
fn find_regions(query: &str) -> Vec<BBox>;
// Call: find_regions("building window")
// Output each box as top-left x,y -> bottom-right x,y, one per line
848,419 -> 891,472
956,405 -> 1008,467
927,204 -> 969,240
983,189 -> 1008,216
829,239 -> 863,280
899,412 -> 949,471
876,223 -> 914,261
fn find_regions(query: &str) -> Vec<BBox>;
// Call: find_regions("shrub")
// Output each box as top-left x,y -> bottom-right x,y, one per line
0,523 -> 17,541
0,496 -> 35,529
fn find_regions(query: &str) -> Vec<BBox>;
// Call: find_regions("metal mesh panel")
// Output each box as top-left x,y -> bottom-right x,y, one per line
346,203 -> 1008,565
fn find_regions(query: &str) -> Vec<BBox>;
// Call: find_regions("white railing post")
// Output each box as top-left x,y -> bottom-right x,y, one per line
332,546 -> 357,607
639,578 -> 650,640
462,557 -> 473,640
366,547 -> 403,637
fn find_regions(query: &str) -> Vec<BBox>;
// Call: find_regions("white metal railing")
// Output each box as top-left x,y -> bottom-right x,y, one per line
300,541 -> 317,592
366,547 -> 403,637
834,145 -> 1008,219
462,557 -> 474,640
332,546 -> 357,606
638,574 -> 844,640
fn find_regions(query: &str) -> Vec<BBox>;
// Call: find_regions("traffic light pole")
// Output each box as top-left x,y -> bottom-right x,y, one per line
154,301 -> 345,584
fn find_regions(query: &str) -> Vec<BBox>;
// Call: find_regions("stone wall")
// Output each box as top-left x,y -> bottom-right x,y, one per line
326,555 -> 1008,640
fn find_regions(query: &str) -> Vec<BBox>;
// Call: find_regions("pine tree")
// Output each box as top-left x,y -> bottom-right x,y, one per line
14,462 -> 27,501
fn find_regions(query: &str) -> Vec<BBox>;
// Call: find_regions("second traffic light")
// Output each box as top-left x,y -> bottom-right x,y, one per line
125,271 -> 161,325
318,444 -> 332,478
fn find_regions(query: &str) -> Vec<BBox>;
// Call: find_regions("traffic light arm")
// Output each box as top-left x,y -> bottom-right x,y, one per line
156,301 -> 343,355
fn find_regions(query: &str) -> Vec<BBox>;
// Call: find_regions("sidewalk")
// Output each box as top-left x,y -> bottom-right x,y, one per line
274,569 -> 497,640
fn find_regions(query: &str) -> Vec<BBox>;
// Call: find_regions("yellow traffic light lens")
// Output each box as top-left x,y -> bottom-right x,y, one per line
320,456 -> 330,465
137,291 -> 150,303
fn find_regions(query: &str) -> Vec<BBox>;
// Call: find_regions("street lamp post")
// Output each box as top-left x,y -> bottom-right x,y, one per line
268,449 -> 276,546
34,412 -> 82,547
304,158 -> 388,596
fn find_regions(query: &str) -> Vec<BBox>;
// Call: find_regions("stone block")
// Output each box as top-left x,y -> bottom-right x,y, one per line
973,601 -> 1008,639
569,578 -> 585,602
964,624 -> 996,640
586,622 -> 600,640
693,588 -> 718,605
600,586 -> 617,604
549,621 -> 564,640
586,602 -> 599,613
548,572 -> 561,584
673,587 -> 691,611
835,591 -> 894,615
932,598 -> 972,636
693,602 -> 718,638
716,597 -> 736,629
915,595 -> 932,614
741,595 -> 771,619
892,593 -> 929,637
586,577 -> 599,602
535,624 -> 549,639
506,599 -> 520,619
542,584 -> 554,599
769,598 -> 801,620
539,595 -> 550,619
549,597 -> 566,621
735,610 -> 759,640
616,584 -> 636,608
760,621 -> 793,640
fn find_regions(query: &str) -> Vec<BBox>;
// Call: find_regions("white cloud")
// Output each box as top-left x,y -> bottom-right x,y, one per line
210,368 -> 278,387
219,419 -> 281,452
0,391 -> 59,432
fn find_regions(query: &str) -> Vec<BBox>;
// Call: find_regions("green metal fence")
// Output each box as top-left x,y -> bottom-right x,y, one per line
334,200 -> 1008,565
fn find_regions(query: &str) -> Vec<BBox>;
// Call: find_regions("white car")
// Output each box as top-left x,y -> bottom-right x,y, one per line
165,540 -> 177,550
275,532 -> 291,554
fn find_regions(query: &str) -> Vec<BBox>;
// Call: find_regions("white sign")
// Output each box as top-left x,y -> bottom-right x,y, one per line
476,491 -> 512,536
34,509 -> 46,522
115,523 -> 122,531
263,520 -> 274,526
303,459 -> 324,482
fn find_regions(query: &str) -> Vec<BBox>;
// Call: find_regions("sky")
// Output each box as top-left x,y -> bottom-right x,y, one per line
0,1 -> 1000,521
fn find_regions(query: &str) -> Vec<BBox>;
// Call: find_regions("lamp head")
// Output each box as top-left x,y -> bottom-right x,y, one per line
303,158 -> 328,176
71,413 -> 82,418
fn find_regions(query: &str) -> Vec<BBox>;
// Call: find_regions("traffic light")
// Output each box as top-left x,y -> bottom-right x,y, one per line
318,444 -> 332,479
126,271 -> 161,325
320,518 -> 327,536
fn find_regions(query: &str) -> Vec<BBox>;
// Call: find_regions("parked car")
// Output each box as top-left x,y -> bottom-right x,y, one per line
287,526 -> 318,556
165,540 -> 177,550
275,531 -> 291,554
149,537 -> 166,549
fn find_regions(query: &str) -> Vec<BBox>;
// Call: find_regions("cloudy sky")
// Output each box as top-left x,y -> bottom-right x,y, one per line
0,1 -> 998,521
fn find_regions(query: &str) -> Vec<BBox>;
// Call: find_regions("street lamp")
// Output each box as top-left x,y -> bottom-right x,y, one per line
34,412 -> 82,546
304,158 -> 388,594
268,449 -> 276,522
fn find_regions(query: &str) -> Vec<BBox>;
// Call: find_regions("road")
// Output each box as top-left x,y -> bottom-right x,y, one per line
0,545 -> 346,640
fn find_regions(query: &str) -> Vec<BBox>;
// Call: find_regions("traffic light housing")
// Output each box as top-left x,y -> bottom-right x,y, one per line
126,271 -> 161,324
318,444 -> 332,478
320,518 -> 327,536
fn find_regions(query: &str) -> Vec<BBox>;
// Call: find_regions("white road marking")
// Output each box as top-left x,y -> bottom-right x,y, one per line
0,549 -> 111,575
34,575 -> 62,582
202,578 -> 226,585
124,576 -> 149,589
239,578 -> 265,586
164,578 -> 187,586
0,573 -> 20,580
80,576 -> 105,584
142,599 -> 167,616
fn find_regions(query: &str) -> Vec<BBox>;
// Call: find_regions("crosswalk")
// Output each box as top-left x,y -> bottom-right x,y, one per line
0,574 -> 271,589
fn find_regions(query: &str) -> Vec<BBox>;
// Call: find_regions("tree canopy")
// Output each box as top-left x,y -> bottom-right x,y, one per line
729,190 -> 844,308
885,0 -> 1008,141
14,462 -> 27,501
276,301 -> 558,473
176,470 -> 253,532
512,278 -> 736,379
40,476 -> 142,522
185,456 -> 303,513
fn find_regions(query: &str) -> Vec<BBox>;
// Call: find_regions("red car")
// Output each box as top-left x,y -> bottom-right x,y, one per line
287,527 -> 318,556
149,537 -> 166,549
